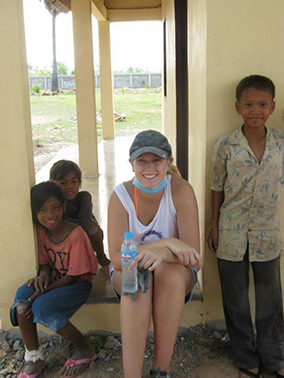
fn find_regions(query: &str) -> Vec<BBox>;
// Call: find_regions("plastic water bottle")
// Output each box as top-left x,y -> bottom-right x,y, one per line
121,232 -> 138,293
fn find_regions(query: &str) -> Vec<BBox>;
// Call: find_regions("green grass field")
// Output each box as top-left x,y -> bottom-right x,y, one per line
30,88 -> 162,149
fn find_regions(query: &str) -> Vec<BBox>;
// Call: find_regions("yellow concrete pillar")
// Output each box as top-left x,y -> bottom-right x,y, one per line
0,0 -> 37,328
98,21 -> 115,140
161,0 -> 177,158
187,0 -> 284,323
72,0 -> 98,176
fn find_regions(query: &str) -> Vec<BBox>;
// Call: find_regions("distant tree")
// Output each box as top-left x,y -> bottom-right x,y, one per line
126,67 -> 145,73
33,67 -> 52,76
57,61 -> 69,75
134,67 -> 143,73
40,0 -> 60,92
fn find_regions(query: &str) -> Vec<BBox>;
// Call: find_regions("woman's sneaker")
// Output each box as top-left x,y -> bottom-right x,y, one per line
149,368 -> 170,377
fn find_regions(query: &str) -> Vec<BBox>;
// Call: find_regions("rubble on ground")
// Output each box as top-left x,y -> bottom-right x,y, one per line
0,323 -> 235,378
96,110 -> 126,124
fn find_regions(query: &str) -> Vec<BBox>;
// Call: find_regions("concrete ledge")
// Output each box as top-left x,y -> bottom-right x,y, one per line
88,267 -> 118,304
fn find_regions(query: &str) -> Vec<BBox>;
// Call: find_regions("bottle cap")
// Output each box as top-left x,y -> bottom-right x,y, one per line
124,232 -> 133,240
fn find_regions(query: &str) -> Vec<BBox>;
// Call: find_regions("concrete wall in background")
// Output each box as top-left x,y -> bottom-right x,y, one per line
29,73 -> 162,90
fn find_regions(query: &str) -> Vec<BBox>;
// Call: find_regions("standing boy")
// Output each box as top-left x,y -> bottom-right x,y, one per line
208,75 -> 284,378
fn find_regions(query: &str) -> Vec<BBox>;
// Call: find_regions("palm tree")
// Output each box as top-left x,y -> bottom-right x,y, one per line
40,0 -> 60,92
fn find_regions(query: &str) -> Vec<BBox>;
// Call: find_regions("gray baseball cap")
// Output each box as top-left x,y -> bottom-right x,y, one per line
129,130 -> 172,161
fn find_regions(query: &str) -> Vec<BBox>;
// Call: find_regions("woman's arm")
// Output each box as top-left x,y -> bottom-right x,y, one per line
130,177 -> 202,271
131,238 -> 201,271
108,189 -> 130,271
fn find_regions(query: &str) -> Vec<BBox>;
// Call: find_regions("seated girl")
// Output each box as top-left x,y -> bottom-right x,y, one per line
49,160 -> 110,274
108,130 -> 202,378
10,181 -> 98,378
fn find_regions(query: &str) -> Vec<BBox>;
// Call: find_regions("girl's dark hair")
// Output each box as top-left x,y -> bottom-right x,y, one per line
49,160 -> 82,183
31,181 -> 65,223
236,75 -> 275,101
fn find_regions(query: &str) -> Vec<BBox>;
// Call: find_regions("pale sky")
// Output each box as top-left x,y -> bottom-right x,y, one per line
23,0 -> 163,73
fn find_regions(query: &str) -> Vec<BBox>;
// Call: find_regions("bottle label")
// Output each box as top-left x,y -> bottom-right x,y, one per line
121,251 -> 137,265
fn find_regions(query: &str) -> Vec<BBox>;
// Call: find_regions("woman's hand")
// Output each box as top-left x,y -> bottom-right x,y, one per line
166,239 -> 202,269
129,247 -> 165,272
207,227 -> 218,252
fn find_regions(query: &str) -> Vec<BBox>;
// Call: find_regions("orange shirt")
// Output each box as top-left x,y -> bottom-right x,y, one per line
37,225 -> 98,282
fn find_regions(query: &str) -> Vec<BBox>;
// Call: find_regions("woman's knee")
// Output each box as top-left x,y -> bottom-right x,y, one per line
154,263 -> 191,292
155,262 -> 186,281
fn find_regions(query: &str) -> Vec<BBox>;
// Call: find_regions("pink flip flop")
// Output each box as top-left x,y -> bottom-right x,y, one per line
59,353 -> 98,378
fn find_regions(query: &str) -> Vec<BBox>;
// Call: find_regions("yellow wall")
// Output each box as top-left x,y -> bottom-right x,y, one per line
0,0 -> 37,328
187,0 -> 207,297
187,0 -> 284,323
162,0 -> 177,159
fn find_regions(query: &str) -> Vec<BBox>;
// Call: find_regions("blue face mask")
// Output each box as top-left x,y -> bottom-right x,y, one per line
133,177 -> 168,194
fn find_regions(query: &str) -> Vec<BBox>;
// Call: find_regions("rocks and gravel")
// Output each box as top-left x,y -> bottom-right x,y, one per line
0,324 -> 237,378
0,325 -> 276,377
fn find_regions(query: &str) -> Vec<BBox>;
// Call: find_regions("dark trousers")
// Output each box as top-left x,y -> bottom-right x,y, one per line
218,254 -> 284,373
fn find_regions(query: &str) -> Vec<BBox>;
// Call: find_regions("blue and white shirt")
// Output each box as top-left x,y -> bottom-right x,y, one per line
211,127 -> 284,262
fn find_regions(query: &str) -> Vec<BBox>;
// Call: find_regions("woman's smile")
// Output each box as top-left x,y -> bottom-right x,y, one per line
143,174 -> 158,180
132,153 -> 169,188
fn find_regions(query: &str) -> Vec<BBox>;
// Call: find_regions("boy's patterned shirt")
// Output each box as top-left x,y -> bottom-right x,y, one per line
211,127 -> 284,262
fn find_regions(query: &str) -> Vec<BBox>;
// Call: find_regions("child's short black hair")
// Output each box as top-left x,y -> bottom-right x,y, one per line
49,160 -> 82,183
31,181 -> 65,223
236,75 -> 275,101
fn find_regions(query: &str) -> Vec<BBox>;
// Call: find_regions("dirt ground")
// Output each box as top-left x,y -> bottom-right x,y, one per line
1,325 -> 276,378
33,141 -> 75,173
0,326 -> 236,378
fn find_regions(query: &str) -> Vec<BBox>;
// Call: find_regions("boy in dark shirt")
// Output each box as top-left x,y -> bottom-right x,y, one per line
50,160 -> 110,274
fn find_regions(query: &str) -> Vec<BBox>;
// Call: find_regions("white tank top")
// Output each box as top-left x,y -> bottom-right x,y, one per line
114,175 -> 178,246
